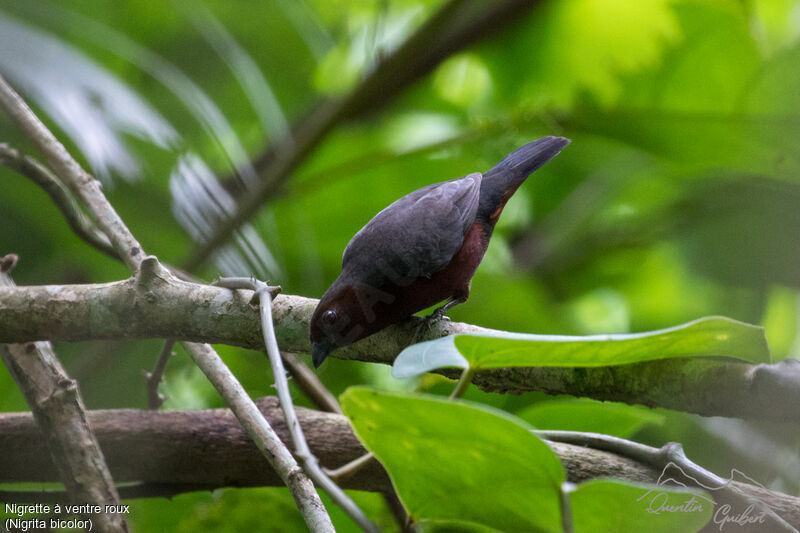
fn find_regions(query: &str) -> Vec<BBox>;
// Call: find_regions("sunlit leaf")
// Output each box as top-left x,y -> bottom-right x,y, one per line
392,316 -> 769,378
384,112 -> 461,153
761,286 -> 799,360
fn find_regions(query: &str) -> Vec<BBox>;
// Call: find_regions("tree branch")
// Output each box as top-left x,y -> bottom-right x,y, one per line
0,257 -> 127,533
538,431 -> 795,532
144,340 -> 175,410
0,144 -> 118,260
282,351 -> 342,415
0,76 -> 335,530
0,399 -> 797,529
213,277 -> 376,532
0,75 -> 143,270
183,0 -> 541,270
180,341 -> 333,532
1,280 -> 798,422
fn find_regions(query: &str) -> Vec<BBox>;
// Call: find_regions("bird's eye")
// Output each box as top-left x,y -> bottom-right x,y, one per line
322,309 -> 338,325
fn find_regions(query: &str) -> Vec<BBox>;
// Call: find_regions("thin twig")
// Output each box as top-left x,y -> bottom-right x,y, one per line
537,430 -> 795,532
183,0 -> 541,271
0,74 -> 143,270
282,351 -> 342,414
325,452 -> 375,483
183,340 -> 334,532
0,144 -> 118,259
145,340 -> 175,410
0,257 -> 127,533
0,76 -> 334,530
214,277 -> 379,533
280,351 -> 412,531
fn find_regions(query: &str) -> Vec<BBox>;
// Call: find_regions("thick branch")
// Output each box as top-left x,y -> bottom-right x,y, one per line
0,261 -> 127,533
0,76 -> 335,530
0,400 -> 797,529
1,280 -> 799,421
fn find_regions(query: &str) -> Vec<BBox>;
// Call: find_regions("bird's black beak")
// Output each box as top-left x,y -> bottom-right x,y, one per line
311,339 -> 333,369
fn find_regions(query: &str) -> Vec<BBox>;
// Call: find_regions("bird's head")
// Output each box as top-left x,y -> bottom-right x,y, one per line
309,284 -> 366,368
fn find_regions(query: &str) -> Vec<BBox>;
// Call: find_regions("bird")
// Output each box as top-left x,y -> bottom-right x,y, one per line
309,136 -> 570,367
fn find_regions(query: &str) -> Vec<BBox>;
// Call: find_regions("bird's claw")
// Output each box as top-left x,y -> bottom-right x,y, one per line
431,308 -> 452,321
413,310 -> 451,342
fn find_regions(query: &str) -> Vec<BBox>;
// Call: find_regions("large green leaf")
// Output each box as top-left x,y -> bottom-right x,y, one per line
341,388 -> 713,533
340,387 -> 566,532
392,316 -> 769,378
569,479 -> 712,533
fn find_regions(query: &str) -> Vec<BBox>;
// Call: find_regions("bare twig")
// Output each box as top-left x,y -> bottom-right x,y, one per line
325,452 -> 376,483
144,340 -> 175,410
183,0 -> 542,271
0,75 -> 143,270
282,351 -> 342,415
182,340 -> 334,532
0,76 -> 334,530
0,144 -> 118,259
537,431 -> 795,532
213,277 -> 378,533
0,257 -> 127,533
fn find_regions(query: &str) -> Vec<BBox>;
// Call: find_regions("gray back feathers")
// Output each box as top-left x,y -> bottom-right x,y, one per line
341,172 -> 482,287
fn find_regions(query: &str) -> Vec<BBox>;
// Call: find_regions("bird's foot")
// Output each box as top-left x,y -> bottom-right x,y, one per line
431,305 -> 452,320
413,308 -> 452,343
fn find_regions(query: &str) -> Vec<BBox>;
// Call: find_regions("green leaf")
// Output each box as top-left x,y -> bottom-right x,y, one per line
392,336 -> 468,379
340,387 -> 565,532
569,479 -> 712,533
517,398 -> 665,438
392,316 -> 769,378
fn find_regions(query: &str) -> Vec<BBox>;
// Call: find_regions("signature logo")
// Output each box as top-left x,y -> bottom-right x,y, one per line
636,462 -> 781,530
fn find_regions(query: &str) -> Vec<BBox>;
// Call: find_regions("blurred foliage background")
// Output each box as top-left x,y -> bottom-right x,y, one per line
0,0 -> 799,531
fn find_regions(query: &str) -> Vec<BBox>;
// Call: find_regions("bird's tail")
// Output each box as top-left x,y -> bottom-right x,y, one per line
478,136 -> 570,223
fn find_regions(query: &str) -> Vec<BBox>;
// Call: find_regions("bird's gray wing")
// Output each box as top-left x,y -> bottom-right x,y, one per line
341,172 -> 482,287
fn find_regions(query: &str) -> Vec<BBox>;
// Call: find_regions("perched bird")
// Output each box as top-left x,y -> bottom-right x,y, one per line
310,136 -> 570,367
